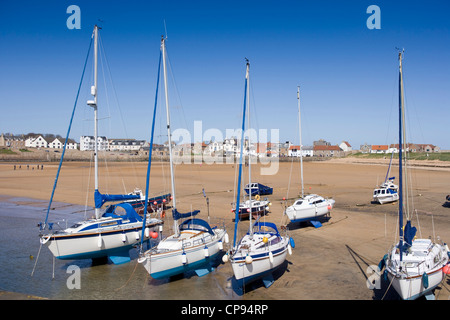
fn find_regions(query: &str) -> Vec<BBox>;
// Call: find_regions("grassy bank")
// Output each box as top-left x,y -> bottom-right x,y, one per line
348,152 -> 450,162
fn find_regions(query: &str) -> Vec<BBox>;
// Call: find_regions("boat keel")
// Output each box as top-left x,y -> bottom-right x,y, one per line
109,252 -> 131,265
194,266 -> 214,277
309,220 -> 322,228
424,292 -> 435,300
262,274 -> 275,288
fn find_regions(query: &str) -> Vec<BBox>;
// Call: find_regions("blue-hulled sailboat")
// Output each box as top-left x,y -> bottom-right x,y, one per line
39,25 -> 163,265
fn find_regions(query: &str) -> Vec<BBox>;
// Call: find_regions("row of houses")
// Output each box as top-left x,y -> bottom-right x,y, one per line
0,134 -> 145,152
79,136 -> 145,151
183,139 -> 350,158
0,133 -> 353,158
360,143 -> 440,154
1,133 -> 441,158
0,133 -> 79,150
286,140 -> 350,158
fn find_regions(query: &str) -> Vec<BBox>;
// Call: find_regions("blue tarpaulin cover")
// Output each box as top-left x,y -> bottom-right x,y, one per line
94,189 -> 140,208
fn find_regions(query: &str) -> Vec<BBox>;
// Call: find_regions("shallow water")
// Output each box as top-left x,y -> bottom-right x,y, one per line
0,196 -> 240,300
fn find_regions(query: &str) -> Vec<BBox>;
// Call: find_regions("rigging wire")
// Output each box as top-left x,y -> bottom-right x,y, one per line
164,43 -> 210,213
98,31 -> 141,191
42,33 -> 93,230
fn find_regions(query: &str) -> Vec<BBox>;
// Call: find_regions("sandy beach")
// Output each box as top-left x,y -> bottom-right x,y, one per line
0,158 -> 449,300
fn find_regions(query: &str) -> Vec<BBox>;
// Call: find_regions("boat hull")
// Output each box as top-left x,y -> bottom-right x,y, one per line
286,195 -> 334,223
231,236 -> 290,285
373,193 -> 399,204
386,267 -> 445,300
140,228 -> 227,279
130,193 -> 171,214
385,239 -> 449,300
41,220 -> 161,261
234,200 -> 270,220
373,181 -> 398,204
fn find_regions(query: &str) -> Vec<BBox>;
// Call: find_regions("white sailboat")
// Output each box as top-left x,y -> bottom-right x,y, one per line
39,25 -> 163,265
138,36 -> 228,279
285,87 -> 335,228
379,50 -> 449,300
225,60 -> 293,289
373,152 -> 399,204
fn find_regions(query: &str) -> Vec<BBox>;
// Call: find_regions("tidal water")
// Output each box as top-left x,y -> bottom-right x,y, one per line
0,196 -> 238,300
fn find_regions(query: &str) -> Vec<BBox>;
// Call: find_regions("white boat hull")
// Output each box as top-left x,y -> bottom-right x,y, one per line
139,228 -> 227,279
230,234 -> 290,285
41,219 -> 162,261
373,181 -> 399,204
387,267 -> 445,300
286,194 -> 334,223
373,193 -> 399,204
385,239 -> 449,300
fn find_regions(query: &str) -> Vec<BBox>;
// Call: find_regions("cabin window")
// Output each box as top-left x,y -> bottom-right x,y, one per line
294,200 -> 303,206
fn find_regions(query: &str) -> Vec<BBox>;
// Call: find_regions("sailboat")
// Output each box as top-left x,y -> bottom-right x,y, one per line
107,188 -> 171,215
138,36 -> 228,279
232,196 -> 271,220
373,152 -> 399,204
225,59 -> 293,289
379,50 -> 449,300
285,87 -> 335,228
38,25 -> 163,265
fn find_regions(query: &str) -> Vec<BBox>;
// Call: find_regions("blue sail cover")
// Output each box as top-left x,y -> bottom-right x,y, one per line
94,189 -> 140,209
179,218 -> 214,235
251,222 -> 280,236
103,202 -> 142,222
403,220 -> 417,248
172,208 -> 200,221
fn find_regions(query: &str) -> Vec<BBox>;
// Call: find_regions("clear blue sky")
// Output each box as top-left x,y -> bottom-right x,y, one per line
1,0 -> 449,149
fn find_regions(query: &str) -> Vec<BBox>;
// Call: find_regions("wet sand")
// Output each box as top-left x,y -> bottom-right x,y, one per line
0,158 -> 449,300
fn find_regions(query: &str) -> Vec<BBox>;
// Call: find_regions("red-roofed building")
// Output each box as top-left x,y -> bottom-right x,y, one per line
371,145 -> 389,153
313,145 -> 343,157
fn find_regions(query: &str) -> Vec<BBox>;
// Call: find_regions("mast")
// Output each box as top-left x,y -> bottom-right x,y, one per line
139,48 -> 162,248
161,36 -> 178,236
401,53 -> 410,222
297,86 -> 304,198
247,60 -> 253,237
87,25 -> 100,219
398,50 -> 404,261
232,59 -> 250,248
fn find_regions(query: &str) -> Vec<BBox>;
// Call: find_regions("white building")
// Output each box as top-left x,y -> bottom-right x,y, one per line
48,138 -> 78,149
206,141 -> 223,155
25,135 -> 48,148
288,145 -> 313,157
80,135 -> 108,151
339,141 -> 352,152
109,139 -> 145,152
223,137 -> 238,156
